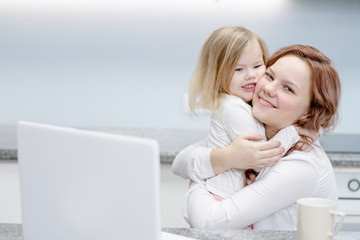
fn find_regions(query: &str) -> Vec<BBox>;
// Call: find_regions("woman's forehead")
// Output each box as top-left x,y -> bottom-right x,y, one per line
269,55 -> 311,88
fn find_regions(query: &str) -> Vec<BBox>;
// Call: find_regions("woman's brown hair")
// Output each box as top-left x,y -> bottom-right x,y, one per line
267,44 -> 341,134
245,45 -> 341,186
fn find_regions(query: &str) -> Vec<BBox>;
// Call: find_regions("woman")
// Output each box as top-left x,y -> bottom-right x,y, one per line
172,44 -> 341,230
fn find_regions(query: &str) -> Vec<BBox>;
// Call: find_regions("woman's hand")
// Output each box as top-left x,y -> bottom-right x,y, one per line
294,125 -> 320,150
210,132 -> 285,175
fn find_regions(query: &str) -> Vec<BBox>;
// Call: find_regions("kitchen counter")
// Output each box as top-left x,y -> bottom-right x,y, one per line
1,224 -> 360,240
163,228 -> 360,240
1,125 -> 360,167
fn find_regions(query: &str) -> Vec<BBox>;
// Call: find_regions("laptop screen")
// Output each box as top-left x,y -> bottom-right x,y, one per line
17,121 -> 161,240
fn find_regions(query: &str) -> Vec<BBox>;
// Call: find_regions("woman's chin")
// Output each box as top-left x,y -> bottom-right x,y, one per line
252,108 -> 267,124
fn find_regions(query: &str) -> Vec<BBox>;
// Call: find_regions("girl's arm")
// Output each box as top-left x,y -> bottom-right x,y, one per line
270,125 -> 300,155
222,99 -> 299,168
171,133 -> 284,181
171,99 -> 298,181
171,139 -> 214,183
210,132 -> 284,174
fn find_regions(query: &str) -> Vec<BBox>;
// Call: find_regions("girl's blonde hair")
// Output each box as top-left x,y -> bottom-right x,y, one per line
188,26 -> 269,114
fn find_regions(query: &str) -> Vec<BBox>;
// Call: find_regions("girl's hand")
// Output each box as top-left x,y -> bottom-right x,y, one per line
210,132 -> 285,175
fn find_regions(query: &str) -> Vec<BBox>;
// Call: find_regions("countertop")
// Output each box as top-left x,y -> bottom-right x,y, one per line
1,224 -> 360,240
1,125 -> 360,167
163,228 -> 360,240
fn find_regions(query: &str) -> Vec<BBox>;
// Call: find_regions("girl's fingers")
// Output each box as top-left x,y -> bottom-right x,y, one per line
256,154 -> 282,168
259,147 -> 285,159
239,132 -> 265,141
258,140 -> 281,151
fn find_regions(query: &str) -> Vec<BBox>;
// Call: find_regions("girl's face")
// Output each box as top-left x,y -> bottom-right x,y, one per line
252,55 -> 312,130
228,42 -> 266,103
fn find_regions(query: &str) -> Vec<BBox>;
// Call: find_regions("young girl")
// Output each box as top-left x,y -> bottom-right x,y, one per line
187,26 -> 300,199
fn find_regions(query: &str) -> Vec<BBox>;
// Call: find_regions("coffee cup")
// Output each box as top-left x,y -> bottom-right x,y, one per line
297,197 -> 345,240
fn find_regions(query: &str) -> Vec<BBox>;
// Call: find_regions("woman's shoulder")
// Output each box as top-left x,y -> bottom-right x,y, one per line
283,141 -> 330,169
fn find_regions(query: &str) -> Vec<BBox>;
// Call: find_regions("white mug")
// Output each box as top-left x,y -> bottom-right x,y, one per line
297,197 -> 345,240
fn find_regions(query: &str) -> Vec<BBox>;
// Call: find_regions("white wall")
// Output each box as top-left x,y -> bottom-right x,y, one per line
0,0 -> 360,133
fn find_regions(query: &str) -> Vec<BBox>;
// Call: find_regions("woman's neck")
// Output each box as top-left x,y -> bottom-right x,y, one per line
265,126 -> 280,140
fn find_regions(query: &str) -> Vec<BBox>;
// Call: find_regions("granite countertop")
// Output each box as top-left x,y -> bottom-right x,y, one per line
1,125 -> 360,167
1,224 -> 360,240
163,228 -> 360,240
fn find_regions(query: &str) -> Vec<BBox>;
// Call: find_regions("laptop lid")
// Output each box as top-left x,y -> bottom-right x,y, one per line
17,121 -> 161,240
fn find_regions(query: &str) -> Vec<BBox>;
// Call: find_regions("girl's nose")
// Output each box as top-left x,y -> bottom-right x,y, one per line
246,69 -> 256,80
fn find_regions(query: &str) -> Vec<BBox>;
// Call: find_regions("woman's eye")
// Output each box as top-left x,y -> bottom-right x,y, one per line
265,72 -> 273,80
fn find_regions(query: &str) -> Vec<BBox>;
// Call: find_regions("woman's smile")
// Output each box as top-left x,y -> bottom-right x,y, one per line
252,55 -> 311,132
257,96 -> 276,108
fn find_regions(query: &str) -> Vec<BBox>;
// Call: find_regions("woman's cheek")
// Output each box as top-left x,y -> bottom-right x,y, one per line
255,78 -> 266,94
278,95 -> 293,109
279,96 -> 305,123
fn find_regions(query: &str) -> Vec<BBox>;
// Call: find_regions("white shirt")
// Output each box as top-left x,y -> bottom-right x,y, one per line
192,94 -> 300,198
171,140 -> 338,230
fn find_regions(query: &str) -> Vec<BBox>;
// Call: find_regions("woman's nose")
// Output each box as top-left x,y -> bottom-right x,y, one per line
263,81 -> 277,97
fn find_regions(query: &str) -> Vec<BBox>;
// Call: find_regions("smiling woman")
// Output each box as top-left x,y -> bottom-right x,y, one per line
172,44 -> 342,230
252,55 -> 312,135
259,45 -> 341,136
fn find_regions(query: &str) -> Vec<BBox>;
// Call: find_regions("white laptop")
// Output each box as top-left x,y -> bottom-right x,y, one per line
17,121 -> 192,240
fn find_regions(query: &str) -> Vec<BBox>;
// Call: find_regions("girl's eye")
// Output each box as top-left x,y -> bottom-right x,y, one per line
235,68 -> 244,72
265,72 -> 273,80
254,64 -> 263,69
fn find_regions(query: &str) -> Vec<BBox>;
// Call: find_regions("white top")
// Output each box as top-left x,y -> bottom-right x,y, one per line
194,94 -> 300,198
171,140 -> 338,230
207,94 -> 264,148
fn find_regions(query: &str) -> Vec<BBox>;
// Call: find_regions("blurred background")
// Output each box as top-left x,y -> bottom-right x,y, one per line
1,0 -> 360,133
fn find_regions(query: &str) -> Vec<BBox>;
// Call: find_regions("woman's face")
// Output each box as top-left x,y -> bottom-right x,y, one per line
252,55 -> 312,130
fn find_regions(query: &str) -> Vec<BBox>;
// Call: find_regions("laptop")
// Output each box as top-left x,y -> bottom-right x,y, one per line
17,121 -> 192,240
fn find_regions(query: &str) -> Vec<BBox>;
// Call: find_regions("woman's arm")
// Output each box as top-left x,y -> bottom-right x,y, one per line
185,154 -> 318,229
